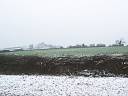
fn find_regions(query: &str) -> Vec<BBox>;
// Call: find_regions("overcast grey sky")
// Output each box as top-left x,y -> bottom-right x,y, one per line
0,0 -> 128,48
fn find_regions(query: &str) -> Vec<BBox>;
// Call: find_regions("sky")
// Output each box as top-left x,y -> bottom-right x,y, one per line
0,0 -> 128,48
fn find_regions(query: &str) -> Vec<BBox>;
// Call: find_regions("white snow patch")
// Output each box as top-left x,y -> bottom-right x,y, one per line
0,75 -> 128,96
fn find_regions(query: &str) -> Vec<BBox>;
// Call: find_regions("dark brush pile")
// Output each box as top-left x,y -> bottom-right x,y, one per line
0,55 -> 128,77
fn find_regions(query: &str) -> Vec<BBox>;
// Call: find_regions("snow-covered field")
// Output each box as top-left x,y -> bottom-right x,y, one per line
0,75 -> 128,96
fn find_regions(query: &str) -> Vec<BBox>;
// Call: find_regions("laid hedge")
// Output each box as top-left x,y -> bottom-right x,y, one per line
0,55 -> 128,77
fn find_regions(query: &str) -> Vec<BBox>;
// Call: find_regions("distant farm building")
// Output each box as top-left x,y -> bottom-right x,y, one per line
3,47 -> 23,52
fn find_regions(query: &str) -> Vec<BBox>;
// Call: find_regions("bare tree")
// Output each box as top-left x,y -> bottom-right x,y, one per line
115,39 -> 125,46
29,44 -> 34,50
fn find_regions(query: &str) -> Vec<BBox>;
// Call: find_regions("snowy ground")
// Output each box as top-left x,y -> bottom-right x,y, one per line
0,75 -> 128,96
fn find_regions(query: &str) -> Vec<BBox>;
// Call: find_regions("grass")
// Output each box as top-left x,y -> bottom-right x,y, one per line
2,46 -> 128,57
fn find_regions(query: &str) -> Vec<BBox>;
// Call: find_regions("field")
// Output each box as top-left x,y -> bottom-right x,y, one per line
0,47 -> 128,96
3,46 -> 128,57
0,46 -> 128,76
0,75 -> 128,96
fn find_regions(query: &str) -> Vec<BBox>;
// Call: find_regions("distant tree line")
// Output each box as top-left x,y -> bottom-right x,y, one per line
0,39 -> 127,53
68,43 -> 106,48
109,39 -> 125,47
68,39 -> 126,48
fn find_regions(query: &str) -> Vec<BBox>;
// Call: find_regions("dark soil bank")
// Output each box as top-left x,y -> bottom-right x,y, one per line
0,55 -> 128,77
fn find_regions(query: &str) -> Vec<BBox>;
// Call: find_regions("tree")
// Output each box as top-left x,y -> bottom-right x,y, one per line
29,44 -> 34,50
82,44 -> 88,48
115,39 -> 125,46
96,44 -> 106,47
89,44 -> 95,47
